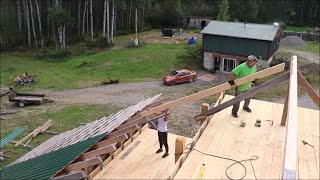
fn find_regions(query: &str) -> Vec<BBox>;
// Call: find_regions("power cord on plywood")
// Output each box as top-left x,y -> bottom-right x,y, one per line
178,143 -> 258,180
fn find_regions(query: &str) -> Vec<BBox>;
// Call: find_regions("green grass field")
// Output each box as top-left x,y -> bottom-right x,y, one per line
1,43 -> 189,90
280,41 -> 320,54
296,41 -> 320,54
285,25 -> 309,32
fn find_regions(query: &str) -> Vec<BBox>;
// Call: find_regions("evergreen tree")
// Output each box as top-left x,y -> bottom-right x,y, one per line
216,0 -> 229,21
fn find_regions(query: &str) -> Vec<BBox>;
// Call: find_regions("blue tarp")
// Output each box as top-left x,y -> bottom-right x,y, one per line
188,37 -> 197,45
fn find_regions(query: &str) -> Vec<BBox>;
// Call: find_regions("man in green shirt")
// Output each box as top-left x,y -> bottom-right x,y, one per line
229,55 -> 258,118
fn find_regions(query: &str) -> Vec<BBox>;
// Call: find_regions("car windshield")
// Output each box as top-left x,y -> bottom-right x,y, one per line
169,71 -> 178,76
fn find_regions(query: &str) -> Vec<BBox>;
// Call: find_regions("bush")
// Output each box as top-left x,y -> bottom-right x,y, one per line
35,48 -> 71,60
85,37 -> 113,49
177,43 -> 204,69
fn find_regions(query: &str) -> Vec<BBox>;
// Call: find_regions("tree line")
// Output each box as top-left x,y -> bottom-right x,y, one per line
0,0 -> 319,52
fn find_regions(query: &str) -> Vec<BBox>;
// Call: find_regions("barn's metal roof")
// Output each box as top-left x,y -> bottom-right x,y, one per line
201,20 -> 279,41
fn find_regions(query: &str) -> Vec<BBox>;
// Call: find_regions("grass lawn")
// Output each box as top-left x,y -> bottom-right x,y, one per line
0,43 -> 191,91
284,25 -> 309,32
296,41 -> 320,54
280,41 -> 320,54
0,102 -> 121,168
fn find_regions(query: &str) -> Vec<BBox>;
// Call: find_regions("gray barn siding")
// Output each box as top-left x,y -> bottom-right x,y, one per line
203,34 -> 270,59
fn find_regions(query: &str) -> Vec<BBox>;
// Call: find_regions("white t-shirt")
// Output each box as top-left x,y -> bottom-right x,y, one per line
157,116 -> 167,132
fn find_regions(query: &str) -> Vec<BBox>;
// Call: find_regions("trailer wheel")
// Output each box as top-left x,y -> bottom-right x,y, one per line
18,101 -> 25,107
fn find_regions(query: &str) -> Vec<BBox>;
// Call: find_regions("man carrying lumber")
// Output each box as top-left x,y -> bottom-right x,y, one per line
229,55 -> 258,118
155,109 -> 169,158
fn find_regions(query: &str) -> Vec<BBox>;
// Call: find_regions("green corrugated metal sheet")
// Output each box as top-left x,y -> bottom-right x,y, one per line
201,20 -> 279,41
0,128 -> 25,148
203,34 -> 269,59
0,133 -> 106,180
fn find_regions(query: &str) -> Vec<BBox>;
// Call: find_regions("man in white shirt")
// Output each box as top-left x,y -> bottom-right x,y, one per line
156,109 -> 169,158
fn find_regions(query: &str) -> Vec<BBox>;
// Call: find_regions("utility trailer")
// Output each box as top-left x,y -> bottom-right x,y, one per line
8,88 -> 45,107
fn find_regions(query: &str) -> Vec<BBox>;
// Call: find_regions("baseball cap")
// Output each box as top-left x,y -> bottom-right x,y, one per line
248,55 -> 258,62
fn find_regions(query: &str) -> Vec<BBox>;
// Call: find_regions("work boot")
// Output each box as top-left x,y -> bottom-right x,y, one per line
243,107 -> 252,113
156,149 -> 163,153
232,113 -> 238,118
162,152 -> 169,158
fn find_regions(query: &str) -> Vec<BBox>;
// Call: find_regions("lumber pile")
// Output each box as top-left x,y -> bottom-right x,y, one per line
15,120 -> 54,147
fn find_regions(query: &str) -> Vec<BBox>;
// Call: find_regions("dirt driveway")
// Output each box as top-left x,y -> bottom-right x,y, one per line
25,72 -> 226,137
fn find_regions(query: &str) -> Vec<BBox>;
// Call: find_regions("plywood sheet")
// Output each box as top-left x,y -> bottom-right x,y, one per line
174,95 -> 319,179
93,128 -> 191,179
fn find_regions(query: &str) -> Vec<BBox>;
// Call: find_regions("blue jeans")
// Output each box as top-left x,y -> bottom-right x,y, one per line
232,90 -> 251,114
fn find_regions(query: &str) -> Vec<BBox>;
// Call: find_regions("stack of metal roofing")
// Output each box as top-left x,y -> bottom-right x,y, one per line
11,94 -> 161,165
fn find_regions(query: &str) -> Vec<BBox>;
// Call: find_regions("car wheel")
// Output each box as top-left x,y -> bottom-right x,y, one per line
170,81 -> 176,86
189,78 -> 194,83
18,101 -> 25,107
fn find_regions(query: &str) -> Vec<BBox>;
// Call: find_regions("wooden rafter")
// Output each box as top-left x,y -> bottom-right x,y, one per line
194,72 -> 290,121
297,71 -> 320,108
116,117 -> 147,130
106,125 -> 140,139
282,56 -> 298,179
65,157 -> 103,173
80,145 -> 116,160
140,63 -> 285,117
52,171 -> 86,180
94,134 -> 128,149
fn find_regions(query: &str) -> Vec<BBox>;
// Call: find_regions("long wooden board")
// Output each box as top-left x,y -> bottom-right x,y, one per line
140,63 -> 285,117
282,56 -> 298,179
194,72 -> 290,120
297,71 -> 320,108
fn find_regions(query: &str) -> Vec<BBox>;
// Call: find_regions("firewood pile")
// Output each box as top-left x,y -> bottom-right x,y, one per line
13,72 -> 37,86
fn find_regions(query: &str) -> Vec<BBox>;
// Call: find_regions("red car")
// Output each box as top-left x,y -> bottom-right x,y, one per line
163,69 -> 197,86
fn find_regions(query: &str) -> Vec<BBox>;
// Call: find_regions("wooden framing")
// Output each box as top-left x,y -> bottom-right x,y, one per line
194,72 -> 290,120
65,157 -> 103,173
282,56 -> 298,179
94,134 -> 128,149
87,124 -> 149,179
297,71 -> 320,108
106,125 -> 140,139
52,171 -> 86,180
80,145 -> 116,160
52,97 -> 171,179
140,63 -> 285,117
281,84 -> 290,126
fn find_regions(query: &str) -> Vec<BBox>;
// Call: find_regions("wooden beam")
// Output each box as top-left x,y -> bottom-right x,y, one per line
297,71 -> 320,108
143,97 -> 170,109
116,117 -> 147,130
106,125 -> 139,139
80,145 -> 116,160
281,85 -> 290,126
194,72 -> 290,120
52,171 -> 86,180
140,63 -> 285,117
95,134 -> 128,149
65,157 -> 102,173
282,56 -> 298,179
10,141 -> 33,148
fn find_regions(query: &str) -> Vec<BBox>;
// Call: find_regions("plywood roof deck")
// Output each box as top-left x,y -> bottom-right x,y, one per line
174,95 -> 319,180
94,128 -> 191,179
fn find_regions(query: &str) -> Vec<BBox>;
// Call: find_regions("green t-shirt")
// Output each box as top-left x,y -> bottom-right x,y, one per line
232,62 -> 256,92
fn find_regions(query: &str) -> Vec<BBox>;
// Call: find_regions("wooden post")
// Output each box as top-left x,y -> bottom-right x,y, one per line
282,56 -> 298,179
175,137 -> 186,163
281,84 -> 290,126
199,103 -> 209,124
